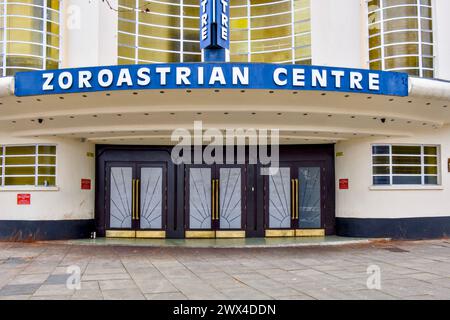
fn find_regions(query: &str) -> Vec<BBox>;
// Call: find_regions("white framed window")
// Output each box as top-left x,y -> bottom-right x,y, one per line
1,144 -> 56,187
372,144 -> 439,186
367,0 -> 434,78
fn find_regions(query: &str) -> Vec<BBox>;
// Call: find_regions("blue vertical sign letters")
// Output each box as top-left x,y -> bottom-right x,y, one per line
200,0 -> 213,49
200,0 -> 229,50
216,0 -> 230,49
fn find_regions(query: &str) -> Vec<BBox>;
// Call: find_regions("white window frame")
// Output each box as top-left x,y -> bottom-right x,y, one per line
371,143 -> 441,186
0,143 -> 57,188
367,0 -> 434,78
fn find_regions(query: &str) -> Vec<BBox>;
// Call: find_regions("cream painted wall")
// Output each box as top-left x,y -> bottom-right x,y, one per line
60,0 -> 118,68
433,0 -> 450,81
0,135 -> 95,221
335,125 -> 450,219
311,0 -> 364,68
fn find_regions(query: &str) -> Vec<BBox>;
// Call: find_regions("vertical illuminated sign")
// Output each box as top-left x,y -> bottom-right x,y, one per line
200,0 -> 213,49
199,0 -> 229,50
216,0 -> 229,49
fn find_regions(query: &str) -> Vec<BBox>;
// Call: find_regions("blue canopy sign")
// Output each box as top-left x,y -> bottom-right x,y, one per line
14,63 -> 409,97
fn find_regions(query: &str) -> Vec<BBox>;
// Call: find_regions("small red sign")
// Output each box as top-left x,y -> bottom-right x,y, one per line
81,179 -> 91,190
17,194 -> 31,205
339,179 -> 349,190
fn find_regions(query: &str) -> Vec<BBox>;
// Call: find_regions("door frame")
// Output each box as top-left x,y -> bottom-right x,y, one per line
184,164 -> 247,237
264,160 -> 328,235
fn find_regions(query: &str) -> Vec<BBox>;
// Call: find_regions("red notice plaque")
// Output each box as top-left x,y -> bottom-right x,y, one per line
17,194 -> 31,205
339,179 -> 349,190
81,179 -> 91,190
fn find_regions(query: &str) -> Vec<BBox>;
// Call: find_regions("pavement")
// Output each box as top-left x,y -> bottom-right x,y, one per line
0,239 -> 449,300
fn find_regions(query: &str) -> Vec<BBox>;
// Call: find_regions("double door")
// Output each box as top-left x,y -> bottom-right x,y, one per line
185,165 -> 246,237
106,162 -> 167,237
266,162 -> 324,236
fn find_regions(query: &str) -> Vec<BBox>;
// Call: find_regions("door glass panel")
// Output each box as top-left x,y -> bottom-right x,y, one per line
110,167 -> 133,229
269,167 -> 291,228
298,167 -> 321,228
140,167 -> 163,229
219,168 -> 241,229
189,168 -> 211,229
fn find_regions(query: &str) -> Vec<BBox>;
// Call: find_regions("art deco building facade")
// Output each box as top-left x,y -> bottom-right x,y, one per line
0,0 -> 449,240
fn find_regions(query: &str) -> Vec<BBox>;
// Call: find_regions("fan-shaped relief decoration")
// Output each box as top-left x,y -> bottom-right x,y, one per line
298,167 -> 321,228
110,167 -> 132,228
140,168 -> 163,229
269,167 -> 291,228
189,168 -> 212,229
219,168 -> 241,229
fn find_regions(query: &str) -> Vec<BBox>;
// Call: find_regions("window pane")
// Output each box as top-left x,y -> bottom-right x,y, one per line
38,166 -> 56,175
392,176 -> 422,184
424,156 -> 437,165
424,146 -> 437,155
38,145 -> 56,154
5,156 -> 35,165
424,166 -> 437,175
38,156 -> 56,165
392,156 -> 421,165
392,146 -> 421,154
5,167 -> 35,175
392,166 -> 421,174
5,176 -> 35,186
373,156 -> 389,164
372,145 -> 390,154
38,176 -> 55,186
5,146 -> 36,155
373,176 -> 390,185
424,176 -> 437,185
373,166 -> 390,174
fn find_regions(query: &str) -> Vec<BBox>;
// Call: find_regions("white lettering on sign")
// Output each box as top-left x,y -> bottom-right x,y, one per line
331,70 -> 345,88
312,69 -> 327,87
209,66 -> 226,85
219,0 -> 229,41
293,69 -> 305,86
232,67 -> 248,85
156,67 -> 171,85
176,67 -> 191,85
116,68 -> 133,87
369,73 -> 380,90
137,67 -> 151,86
201,0 -> 208,41
273,68 -> 288,86
37,65 -> 390,95
42,73 -> 54,90
78,71 -> 92,89
98,69 -> 113,87
58,72 -> 73,89
350,72 -> 363,90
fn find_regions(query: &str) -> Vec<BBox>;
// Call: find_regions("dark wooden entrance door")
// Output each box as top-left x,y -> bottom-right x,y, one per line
185,164 -> 246,236
105,162 -> 167,237
265,161 -> 326,236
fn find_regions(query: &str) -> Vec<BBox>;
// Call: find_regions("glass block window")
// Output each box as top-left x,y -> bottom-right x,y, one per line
1,144 -> 56,187
0,0 -> 61,76
368,0 -> 434,78
372,144 -> 439,185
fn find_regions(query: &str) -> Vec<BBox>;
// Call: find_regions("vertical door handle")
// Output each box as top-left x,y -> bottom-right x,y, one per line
132,179 -> 136,220
295,179 -> 299,219
291,179 -> 295,220
215,179 -> 219,221
212,179 -> 215,220
136,179 -> 140,221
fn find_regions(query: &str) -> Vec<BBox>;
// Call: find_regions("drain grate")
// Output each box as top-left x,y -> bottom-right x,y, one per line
384,247 -> 409,253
